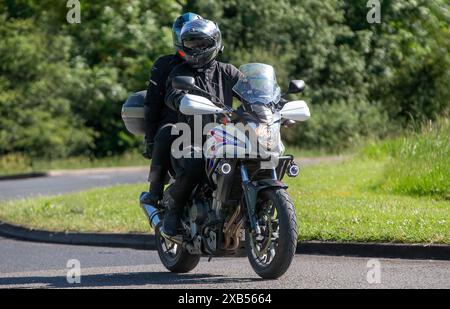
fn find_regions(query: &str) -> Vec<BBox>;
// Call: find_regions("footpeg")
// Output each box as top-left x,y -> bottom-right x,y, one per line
160,228 -> 184,245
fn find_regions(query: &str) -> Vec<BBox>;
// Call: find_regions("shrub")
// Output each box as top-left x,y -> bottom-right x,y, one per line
283,100 -> 389,152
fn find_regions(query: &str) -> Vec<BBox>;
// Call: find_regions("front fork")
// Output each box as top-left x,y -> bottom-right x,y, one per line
240,165 -> 261,235
240,164 -> 287,235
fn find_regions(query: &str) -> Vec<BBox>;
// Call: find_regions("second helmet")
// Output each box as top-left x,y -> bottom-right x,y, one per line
172,13 -> 203,56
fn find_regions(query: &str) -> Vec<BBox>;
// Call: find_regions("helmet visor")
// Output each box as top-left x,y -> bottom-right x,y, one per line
183,37 -> 215,51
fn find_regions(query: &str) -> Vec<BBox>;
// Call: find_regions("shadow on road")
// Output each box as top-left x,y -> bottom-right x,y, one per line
0,272 -> 262,288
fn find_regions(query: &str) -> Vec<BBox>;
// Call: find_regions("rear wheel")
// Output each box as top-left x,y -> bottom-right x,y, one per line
155,225 -> 200,273
245,188 -> 297,279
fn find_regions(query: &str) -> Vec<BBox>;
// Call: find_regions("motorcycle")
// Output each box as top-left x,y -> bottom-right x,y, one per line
129,63 -> 310,279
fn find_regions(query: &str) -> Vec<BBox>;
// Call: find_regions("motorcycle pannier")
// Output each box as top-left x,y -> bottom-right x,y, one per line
121,90 -> 146,136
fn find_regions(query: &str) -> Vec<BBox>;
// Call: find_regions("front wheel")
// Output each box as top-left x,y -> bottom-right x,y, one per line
155,225 -> 200,273
245,188 -> 297,279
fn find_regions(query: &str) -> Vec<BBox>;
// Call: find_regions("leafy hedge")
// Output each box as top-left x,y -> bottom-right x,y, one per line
0,0 -> 448,158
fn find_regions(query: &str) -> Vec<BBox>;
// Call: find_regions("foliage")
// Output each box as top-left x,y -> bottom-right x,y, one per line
0,17 -> 94,158
188,0 -> 450,150
0,0 -> 449,158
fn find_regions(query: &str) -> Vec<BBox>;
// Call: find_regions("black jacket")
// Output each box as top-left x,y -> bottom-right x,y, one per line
144,54 -> 184,144
165,60 -> 243,130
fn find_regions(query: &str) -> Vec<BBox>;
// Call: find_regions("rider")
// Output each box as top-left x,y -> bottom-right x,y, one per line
162,19 -> 243,236
142,13 -> 203,206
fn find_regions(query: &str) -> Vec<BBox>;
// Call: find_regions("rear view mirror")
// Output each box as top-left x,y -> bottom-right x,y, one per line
280,100 -> 311,122
287,80 -> 306,94
172,76 -> 196,91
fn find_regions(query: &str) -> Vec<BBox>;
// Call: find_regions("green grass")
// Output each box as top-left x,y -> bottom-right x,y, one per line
291,160 -> 449,243
362,118 -> 449,198
0,184 -> 150,233
0,158 -> 448,243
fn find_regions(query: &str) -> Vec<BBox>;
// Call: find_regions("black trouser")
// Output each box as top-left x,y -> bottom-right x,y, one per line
148,124 -> 177,198
168,149 -> 205,208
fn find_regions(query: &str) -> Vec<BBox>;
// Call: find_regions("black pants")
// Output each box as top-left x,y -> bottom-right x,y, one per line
149,124 -> 177,198
168,149 -> 205,207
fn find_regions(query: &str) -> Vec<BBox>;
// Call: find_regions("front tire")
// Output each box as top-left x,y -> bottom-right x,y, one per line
245,188 -> 297,279
155,225 -> 200,273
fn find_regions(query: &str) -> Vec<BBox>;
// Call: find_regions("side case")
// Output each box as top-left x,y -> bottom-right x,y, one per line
121,90 -> 146,136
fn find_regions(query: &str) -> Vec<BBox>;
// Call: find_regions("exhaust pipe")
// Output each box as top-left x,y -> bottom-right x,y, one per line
140,192 -> 162,230
140,192 -> 184,246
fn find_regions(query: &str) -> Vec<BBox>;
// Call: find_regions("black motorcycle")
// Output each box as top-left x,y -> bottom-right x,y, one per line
124,63 -> 310,279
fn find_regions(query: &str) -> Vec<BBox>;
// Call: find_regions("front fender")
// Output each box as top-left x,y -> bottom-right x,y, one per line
254,179 -> 288,190
242,179 -> 288,220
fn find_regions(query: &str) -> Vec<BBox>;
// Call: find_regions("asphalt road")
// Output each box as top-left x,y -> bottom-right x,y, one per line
0,169 -> 148,201
0,236 -> 448,289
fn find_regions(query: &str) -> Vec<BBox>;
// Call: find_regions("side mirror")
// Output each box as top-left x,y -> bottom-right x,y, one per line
287,80 -> 306,94
280,100 -> 311,122
172,76 -> 196,91
180,94 -> 227,116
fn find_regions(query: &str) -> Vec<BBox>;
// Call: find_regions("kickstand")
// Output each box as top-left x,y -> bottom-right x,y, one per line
208,256 -> 213,262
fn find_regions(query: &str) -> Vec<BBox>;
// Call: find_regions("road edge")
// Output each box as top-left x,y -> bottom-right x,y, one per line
0,222 -> 155,250
1,222 -> 448,260
0,166 -> 149,181
0,172 -> 48,181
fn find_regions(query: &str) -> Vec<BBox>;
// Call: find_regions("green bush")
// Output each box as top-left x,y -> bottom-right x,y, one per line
190,0 -> 449,150
0,17 -> 94,159
284,100 -> 389,152
0,0 -> 449,159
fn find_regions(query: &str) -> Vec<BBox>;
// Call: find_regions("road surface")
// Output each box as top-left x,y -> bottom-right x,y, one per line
0,236 -> 448,289
0,168 -> 148,201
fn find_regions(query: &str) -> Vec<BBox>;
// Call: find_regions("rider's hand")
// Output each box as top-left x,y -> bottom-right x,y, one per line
218,114 -> 231,125
143,142 -> 154,160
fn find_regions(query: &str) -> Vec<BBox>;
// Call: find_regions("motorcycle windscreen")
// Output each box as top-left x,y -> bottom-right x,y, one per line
233,63 -> 281,105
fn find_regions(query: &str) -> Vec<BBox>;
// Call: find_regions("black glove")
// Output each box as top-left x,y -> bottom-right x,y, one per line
218,114 -> 231,124
143,142 -> 154,160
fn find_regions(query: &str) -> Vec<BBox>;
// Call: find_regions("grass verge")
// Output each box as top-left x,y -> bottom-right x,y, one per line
0,158 -> 448,243
363,118 -> 449,199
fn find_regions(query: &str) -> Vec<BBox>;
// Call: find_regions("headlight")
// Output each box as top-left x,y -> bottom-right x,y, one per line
254,123 -> 281,151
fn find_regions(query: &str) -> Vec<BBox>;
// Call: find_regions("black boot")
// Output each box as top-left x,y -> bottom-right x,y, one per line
140,192 -> 161,208
162,196 -> 182,237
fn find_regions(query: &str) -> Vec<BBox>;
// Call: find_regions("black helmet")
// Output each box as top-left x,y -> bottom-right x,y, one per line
172,13 -> 203,56
180,19 -> 223,69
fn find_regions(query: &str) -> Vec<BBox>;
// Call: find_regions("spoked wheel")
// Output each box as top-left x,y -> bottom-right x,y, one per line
245,188 -> 297,279
155,224 -> 200,273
